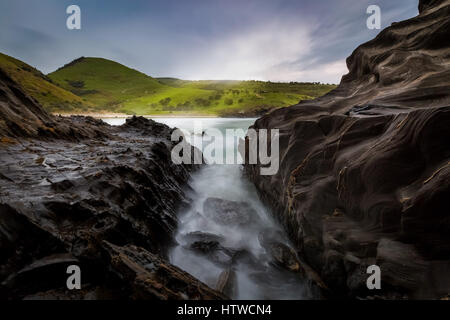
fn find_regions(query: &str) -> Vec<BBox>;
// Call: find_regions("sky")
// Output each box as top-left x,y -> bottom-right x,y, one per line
0,0 -> 419,84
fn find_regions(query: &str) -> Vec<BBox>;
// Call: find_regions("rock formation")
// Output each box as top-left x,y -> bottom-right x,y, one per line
0,67 -> 222,299
243,0 -> 450,299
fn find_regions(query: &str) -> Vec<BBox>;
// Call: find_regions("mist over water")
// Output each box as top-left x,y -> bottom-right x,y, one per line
103,117 -> 311,299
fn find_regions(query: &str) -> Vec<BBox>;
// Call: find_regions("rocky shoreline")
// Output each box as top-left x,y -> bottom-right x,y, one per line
243,0 -> 450,299
0,67 -> 225,299
0,0 -> 448,301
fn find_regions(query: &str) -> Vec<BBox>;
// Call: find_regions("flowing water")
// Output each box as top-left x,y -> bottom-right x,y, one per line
103,117 -> 311,300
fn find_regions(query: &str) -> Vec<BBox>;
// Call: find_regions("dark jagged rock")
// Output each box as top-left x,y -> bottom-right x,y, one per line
258,229 -> 329,296
259,232 -> 301,273
183,231 -> 226,245
0,68 -> 216,299
243,0 -> 450,299
102,242 -> 226,300
182,231 -> 258,269
187,240 -> 234,267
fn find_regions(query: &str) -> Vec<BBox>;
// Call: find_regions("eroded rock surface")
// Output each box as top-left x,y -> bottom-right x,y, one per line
0,67 -> 222,299
103,241 -> 226,300
243,0 -> 450,299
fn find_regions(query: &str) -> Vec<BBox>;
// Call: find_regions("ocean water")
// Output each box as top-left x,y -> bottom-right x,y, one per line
103,117 -> 311,300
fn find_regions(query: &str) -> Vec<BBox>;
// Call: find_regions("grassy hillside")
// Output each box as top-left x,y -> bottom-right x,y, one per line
47,56 -> 337,116
0,53 -> 91,112
154,79 -> 336,116
48,57 -> 170,108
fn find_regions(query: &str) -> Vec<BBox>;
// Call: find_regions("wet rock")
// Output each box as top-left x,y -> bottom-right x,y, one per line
258,229 -> 316,279
183,231 -> 225,246
122,115 -> 169,137
0,75 -> 204,299
187,240 -> 234,267
103,241 -> 226,300
258,230 -> 329,296
215,268 -> 236,298
243,0 -> 450,298
184,233 -> 257,269
258,230 -> 300,272
203,197 -> 260,227
268,242 -> 301,273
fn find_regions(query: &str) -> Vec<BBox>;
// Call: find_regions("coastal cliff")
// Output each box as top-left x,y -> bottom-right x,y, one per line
244,0 -> 450,299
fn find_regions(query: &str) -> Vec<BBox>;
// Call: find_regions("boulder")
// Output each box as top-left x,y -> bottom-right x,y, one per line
183,231 -> 225,245
258,230 -> 300,272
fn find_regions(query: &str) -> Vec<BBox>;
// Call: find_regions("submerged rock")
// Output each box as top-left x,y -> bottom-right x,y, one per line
258,229 -> 300,272
183,231 -> 225,245
203,197 -> 261,227
259,236 -> 301,273
183,231 -> 258,269
186,240 -> 234,267
258,229 -> 329,296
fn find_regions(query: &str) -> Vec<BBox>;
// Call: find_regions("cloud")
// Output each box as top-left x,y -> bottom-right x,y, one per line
268,60 -> 349,84
174,19 -> 315,81
165,17 -> 349,83
0,0 -> 419,83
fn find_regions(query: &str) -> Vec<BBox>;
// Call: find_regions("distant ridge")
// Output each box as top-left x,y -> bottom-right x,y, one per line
0,53 -> 336,116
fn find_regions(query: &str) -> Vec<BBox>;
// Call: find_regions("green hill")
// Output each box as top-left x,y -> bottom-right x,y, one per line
153,79 -> 337,116
48,57 -> 169,108
0,53 -> 91,112
49,57 -> 336,116
2,53 -> 337,116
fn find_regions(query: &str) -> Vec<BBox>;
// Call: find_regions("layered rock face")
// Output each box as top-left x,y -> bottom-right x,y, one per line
244,0 -> 450,298
0,69 -> 223,299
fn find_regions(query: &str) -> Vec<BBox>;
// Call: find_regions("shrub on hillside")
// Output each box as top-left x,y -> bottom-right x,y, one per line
159,97 -> 171,106
67,80 -> 85,88
194,98 -> 211,107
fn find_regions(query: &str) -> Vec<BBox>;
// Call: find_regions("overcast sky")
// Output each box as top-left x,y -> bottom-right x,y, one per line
0,0 -> 418,83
